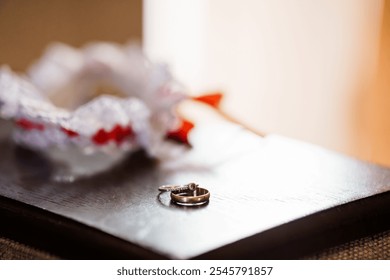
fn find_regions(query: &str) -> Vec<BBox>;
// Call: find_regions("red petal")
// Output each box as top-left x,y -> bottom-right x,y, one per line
15,118 -> 44,131
92,129 -> 109,145
192,93 -> 223,108
108,125 -> 134,144
108,125 -> 122,142
61,127 -> 79,137
121,125 -> 134,140
167,119 -> 194,144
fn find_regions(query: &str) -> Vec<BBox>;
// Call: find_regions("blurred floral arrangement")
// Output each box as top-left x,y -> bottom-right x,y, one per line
0,41 -> 222,158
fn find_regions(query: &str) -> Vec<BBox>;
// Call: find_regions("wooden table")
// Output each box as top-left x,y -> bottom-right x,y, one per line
1,114 -> 390,259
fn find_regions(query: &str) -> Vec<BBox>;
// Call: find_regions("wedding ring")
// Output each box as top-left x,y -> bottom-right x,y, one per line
170,187 -> 210,205
158,182 -> 198,192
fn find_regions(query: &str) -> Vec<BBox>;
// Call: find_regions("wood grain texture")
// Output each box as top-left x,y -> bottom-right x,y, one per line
0,119 -> 390,259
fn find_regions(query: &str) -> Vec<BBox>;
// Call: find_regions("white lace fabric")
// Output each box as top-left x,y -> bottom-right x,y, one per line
0,42 -> 186,156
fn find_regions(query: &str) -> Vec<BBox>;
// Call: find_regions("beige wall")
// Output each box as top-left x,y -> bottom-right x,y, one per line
0,0 -> 142,71
363,1 -> 390,166
144,0 -> 386,164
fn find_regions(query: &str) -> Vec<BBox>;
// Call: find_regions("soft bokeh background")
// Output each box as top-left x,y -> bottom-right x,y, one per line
0,0 -> 142,71
1,0 -> 390,166
144,0 -> 390,166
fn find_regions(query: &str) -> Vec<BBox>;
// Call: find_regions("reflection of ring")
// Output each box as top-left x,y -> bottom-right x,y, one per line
170,187 -> 210,205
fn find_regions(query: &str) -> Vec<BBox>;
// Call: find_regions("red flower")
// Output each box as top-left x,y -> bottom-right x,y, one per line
192,92 -> 223,108
167,119 -> 194,145
15,118 -> 44,131
61,127 -> 79,137
92,124 -> 134,145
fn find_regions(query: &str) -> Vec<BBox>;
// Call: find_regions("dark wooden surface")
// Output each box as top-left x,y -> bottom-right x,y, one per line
1,118 -> 390,259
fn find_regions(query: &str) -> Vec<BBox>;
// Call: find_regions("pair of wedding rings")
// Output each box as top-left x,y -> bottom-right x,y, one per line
158,183 -> 210,206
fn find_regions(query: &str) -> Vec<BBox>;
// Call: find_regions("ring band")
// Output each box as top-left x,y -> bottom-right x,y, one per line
170,187 -> 210,205
158,183 -> 198,192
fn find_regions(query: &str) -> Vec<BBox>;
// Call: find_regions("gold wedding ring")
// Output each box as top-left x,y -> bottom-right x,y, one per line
158,182 -> 198,192
158,182 -> 210,206
170,187 -> 210,205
